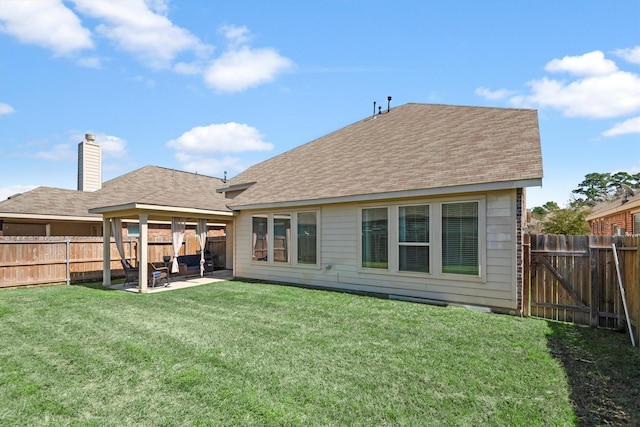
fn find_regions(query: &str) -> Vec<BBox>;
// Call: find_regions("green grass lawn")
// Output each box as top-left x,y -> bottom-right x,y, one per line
0,280 -> 637,426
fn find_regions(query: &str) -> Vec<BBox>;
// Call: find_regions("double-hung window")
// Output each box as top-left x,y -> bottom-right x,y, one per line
252,211 -> 319,266
399,205 -> 430,273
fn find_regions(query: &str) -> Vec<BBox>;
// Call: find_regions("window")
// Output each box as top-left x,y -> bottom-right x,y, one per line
442,202 -> 479,276
297,212 -> 317,264
273,214 -> 291,263
399,205 -> 430,272
127,224 -> 140,238
252,211 -> 319,266
252,215 -> 268,261
362,207 -> 388,269
634,214 -> 640,235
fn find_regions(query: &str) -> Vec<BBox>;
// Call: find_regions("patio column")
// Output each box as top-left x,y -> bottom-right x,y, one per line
102,217 -> 112,287
139,213 -> 149,293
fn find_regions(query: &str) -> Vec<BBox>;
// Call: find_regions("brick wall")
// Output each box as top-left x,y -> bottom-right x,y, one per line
589,211 -> 634,236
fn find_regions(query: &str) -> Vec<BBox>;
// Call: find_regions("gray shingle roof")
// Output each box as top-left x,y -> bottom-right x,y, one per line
0,166 -> 231,218
224,103 -> 543,208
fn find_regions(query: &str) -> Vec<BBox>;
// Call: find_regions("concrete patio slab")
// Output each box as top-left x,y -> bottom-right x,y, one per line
108,269 -> 234,293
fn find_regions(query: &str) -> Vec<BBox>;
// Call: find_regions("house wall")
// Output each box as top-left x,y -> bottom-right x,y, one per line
233,189 -> 520,311
589,210 -> 638,236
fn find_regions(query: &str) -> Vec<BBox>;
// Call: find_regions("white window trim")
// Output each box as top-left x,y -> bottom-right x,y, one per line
358,196 -> 486,282
250,210 -> 321,269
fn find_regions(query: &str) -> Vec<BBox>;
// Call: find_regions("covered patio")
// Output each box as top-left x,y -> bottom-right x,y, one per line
90,202 -> 234,293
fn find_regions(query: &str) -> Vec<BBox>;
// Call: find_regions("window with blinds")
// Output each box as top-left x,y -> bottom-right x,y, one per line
442,202 -> 479,275
362,207 -> 388,269
399,205 -> 430,273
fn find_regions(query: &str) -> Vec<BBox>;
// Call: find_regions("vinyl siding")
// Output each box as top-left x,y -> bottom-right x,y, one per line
234,189 -> 519,310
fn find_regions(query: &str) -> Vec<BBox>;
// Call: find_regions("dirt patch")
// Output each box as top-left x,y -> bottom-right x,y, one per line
547,322 -> 640,426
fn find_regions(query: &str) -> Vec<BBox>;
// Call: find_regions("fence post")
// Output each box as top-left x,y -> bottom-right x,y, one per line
589,238 -> 599,327
65,238 -> 71,285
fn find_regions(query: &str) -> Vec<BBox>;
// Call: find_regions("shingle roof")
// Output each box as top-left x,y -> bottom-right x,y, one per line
0,187 -> 99,218
585,190 -> 640,221
0,166 -> 231,218
224,103 -> 543,208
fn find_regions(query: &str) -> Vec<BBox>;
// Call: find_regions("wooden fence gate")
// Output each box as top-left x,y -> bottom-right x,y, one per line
524,234 -> 639,343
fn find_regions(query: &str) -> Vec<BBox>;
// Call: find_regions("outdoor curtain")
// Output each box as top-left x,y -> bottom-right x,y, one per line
196,219 -> 207,277
111,218 -> 125,262
171,217 -> 186,273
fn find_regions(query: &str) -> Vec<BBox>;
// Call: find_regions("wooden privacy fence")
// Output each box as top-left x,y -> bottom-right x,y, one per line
524,234 -> 639,344
0,235 -> 225,288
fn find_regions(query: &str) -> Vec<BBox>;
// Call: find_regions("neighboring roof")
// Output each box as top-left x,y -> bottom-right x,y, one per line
222,103 -> 543,209
586,190 -> 640,221
0,187 -> 100,220
0,166 -> 231,220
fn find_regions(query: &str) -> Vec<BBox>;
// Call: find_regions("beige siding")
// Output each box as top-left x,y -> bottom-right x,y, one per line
234,190 -> 518,310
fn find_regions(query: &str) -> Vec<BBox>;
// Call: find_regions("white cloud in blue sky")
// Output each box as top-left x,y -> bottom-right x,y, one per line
0,0 -> 293,92
477,49 -> 640,137
0,0 -> 93,56
0,103 -> 14,115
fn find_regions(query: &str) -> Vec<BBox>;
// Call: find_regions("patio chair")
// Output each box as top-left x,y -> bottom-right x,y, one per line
148,262 -> 170,288
121,259 -> 139,286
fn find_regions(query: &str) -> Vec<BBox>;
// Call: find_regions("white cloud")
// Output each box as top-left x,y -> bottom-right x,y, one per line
613,46 -> 640,64
474,87 -> 515,101
0,184 -> 37,201
167,123 -> 274,153
219,24 -> 252,48
205,46 -> 294,92
71,0 -> 212,69
521,71 -> 640,118
0,0 -> 93,56
77,56 -> 102,69
0,1 -> 291,92
603,116 -> 640,137
167,122 -> 273,176
500,50 -> 640,119
0,103 -> 15,115
32,144 -> 75,161
545,50 -> 618,76
95,134 -> 128,158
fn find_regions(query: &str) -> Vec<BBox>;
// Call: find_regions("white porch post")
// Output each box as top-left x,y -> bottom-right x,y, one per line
139,213 -> 149,293
102,217 -> 112,287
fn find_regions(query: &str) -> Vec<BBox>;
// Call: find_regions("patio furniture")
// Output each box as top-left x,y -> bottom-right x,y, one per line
121,259 -> 139,285
148,263 -> 170,288
177,252 -> 214,277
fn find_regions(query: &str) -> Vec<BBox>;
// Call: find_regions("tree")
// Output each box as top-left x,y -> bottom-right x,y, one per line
541,207 -> 590,235
572,171 -> 640,206
531,201 -> 560,219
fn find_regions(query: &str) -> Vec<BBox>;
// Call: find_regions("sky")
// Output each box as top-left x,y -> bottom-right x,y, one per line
1,0 -> 639,209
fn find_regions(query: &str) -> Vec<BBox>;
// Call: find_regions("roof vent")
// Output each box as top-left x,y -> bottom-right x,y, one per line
372,97 -> 392,117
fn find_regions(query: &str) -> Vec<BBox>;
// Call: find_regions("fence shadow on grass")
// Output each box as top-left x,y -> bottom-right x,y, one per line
545,321 -> 640,426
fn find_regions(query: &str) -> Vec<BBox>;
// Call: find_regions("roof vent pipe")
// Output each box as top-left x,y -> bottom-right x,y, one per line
387,96 -> 392,112
373,101 -> 376,117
